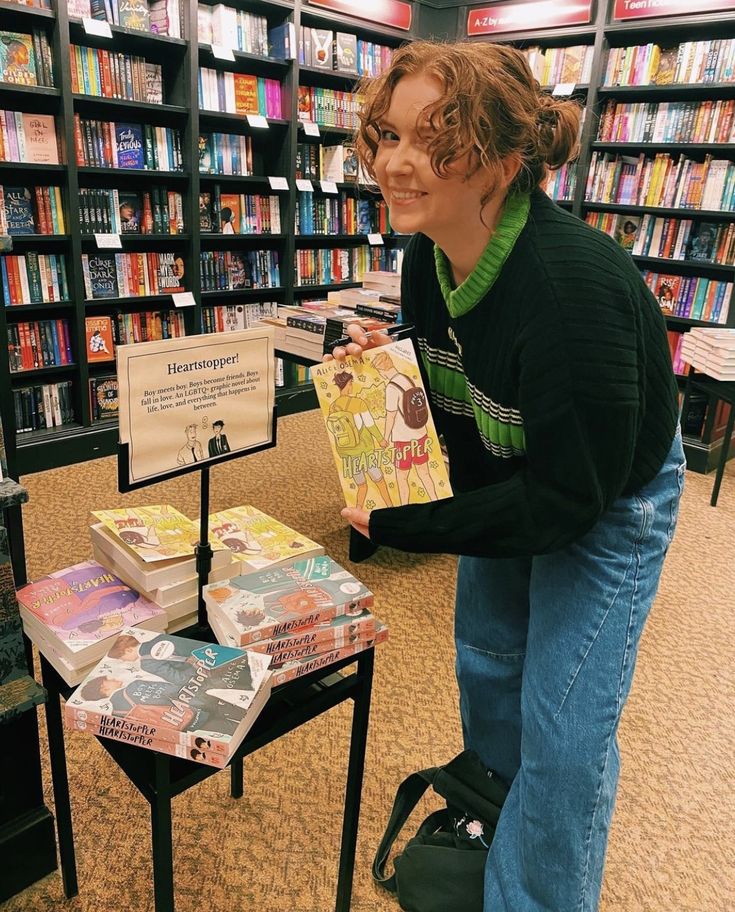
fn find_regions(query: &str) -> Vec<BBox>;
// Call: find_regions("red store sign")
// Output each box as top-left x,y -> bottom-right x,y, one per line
614,0 -> 735,19
308,0 -> 413,31
467,1 -> 593,36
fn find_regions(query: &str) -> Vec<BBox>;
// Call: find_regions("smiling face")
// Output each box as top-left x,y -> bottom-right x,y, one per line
372,74 -> 492,246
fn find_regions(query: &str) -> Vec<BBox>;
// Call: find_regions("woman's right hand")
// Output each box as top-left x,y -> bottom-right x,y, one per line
322,323 -> 394,362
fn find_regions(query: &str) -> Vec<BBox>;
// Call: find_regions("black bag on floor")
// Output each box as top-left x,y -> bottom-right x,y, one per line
372,750 -> 509,912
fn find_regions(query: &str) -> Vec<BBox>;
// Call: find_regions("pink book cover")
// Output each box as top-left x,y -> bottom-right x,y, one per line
16,560 -> 164,655
271,622 -> 388,686
265,79 -> 282,119
247,608 -> 377,657
21,113 -> 59,164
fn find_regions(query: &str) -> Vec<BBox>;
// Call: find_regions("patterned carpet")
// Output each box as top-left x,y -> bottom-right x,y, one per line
3,409 -> 734,912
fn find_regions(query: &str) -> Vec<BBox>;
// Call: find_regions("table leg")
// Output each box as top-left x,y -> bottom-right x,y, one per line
150,754 -> 175,912
711,406 -> 735,507
230,755 -> 243,799
40,656 -> 78,899
335,649 -> 375,912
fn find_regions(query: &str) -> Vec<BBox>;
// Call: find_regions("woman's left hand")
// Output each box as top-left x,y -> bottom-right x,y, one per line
341,507 -> 371,539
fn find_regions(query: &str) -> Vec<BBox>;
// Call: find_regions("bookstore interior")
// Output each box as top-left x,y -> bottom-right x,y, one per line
0,0 -> 732,911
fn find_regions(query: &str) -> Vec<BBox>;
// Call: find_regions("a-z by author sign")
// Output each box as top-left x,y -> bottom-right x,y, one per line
467,1 -> 593,36
614,0 -> 735,19
308,0 -> 412,31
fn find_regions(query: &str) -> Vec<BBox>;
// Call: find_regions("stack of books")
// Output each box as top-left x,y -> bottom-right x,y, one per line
16,560 -> 167,685
89,505 -> 235,632
361,270 -> 401,304
680,328 -> 735,381
203,555 -> 388,686
64,626 -> 273,768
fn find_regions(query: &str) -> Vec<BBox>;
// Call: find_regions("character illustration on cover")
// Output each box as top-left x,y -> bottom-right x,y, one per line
0,37 -> 34,86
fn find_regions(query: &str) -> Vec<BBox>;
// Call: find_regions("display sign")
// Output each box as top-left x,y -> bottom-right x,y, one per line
117,330 -> 275,485
95,233 -> 122,249
467,1 -> 592,36
83,17 -> 113,38
308,0 -> 412,31
613,0 -> 735,19
268,176 -> 289,190
303,121 -> 320,137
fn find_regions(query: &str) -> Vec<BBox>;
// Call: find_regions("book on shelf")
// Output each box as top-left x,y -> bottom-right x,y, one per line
16,560 -> 166,686
1,253 -> 69,304
69,45 -> 162,104
81,251 -> 186,299
198,132 -> 253,176
208,505 -> 324,573
203,555 -> 374,647
597,99 -> 735,145
149,0 -> 184,38
0,185 -> 65,235
111,309 -> 185,344
13,380 -> 73,433
197,3 -> 269,56
6,318 -> 71,370
0,29 -> 54,88
211,191 -> 281,235
85,315 -> 115,363
298,27 -> 391,77
641,270 -> 732,324
197,69 -> 283,119
202,301 -> 278,335
0,112 -> 59,165
74,117 -> 183,171
200,249 -> 280,291
522,45 -> 593,87
311,338 -> 453,509
92,504 -> 231,565
89,373 -> 118,422
64,626 -> 273,767
604,39 -> 735,88
79,188 -> 183,235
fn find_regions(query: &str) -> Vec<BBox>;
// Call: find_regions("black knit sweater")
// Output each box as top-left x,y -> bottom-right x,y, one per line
368,189 -> 679,557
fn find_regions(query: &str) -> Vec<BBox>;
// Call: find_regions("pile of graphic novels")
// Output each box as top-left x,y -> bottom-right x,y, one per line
64,626 -> 273,768
203,556 -> 388,687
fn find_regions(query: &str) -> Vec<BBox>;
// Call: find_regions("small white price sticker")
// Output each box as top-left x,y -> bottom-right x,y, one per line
211,44 -> 236,62
303,121 -> 320,137
173,292 -> 196,308
83,17 -> 113,39
367,233 -> 384,246
321,180 -> 338,194
268,176 -> 289,190
95,233 -> 122,249
552,83 -> 575,97
296,179 -> 314,192
247,114 -> 269,129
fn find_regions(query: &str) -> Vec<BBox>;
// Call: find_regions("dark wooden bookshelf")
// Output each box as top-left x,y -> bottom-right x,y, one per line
582,202 -> 735,219
3,301 -> 74,312
9,364 -> 76,379
596,83 -> 735,101
592,143 -> 735,154
631,255 -> 735,276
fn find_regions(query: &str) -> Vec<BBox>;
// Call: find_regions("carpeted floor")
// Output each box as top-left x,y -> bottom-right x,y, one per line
3,409 -> 734,912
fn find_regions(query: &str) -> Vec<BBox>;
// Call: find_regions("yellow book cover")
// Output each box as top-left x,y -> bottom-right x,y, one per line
209,505 -> 324,571
311,339 -> 453,510
92,504 -> 228,563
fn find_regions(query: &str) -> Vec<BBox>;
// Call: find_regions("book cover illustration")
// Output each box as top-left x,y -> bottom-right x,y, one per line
342,144 -> 358,182
87,252 -> 118,298
3,186 -> 34,234
91,504 -> 228,563
204,555 -> 373,645
118,192 -> 142,233
219,193 -> 240,234
64,626 -> 273,755
16,561 -> 164,655
311,339 -> 453,509
240,608 -> 377,658
199,192 -> 213,231
655,275 -> 681,314
22,113 -> 58,164
156,252 -> 185,292
0,32 -> 36,86
92,374 -> 118,419
653,48 -> 678,86
615,215 -> 640,251
686,222 -> 718,262
85,315 -> 115,362
115,122 -> 144,169
208,505 -> 323,571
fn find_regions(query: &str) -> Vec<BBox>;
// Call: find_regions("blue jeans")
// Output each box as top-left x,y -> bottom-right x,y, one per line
454,430 -> 686,912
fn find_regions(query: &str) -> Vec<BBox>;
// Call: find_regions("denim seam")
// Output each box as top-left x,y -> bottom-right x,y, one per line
464,643 -> 526,660
578,540 -> 642,912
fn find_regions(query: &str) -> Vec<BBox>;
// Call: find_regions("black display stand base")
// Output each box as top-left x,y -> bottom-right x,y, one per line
40,640 -> 374,912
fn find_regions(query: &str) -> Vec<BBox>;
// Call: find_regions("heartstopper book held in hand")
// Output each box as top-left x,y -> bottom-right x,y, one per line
311,338 -> 452,510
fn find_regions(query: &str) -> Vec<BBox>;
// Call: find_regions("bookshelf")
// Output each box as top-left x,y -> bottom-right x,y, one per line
0,0 -> 415,473
464,0 -> 735,474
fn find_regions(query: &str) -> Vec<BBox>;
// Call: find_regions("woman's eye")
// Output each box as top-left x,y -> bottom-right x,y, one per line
379,130 -> 399,142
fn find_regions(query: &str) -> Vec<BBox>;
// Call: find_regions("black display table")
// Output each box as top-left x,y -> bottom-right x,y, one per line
682,369 -> 735,506
40,641 -> 374,912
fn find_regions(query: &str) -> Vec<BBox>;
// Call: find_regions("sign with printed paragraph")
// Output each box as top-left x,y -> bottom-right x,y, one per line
117,330 -> 275,485
467,1 -> 592,35
308,0 -> 412,31
614,0 -> 735,18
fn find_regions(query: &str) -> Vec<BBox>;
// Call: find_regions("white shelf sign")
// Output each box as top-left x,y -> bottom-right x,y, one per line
268,176 -> 289,190
247,114 -> 269,129
83,17 -> 113,38
552,83 -> 576,97
173,292 -> 196,308
303,121 -> 320,137
211,44 -> 236,62
296,179 -> 314,192
321,180 -> 338,194
367,233 -> 384,246
95,233 -> 122,249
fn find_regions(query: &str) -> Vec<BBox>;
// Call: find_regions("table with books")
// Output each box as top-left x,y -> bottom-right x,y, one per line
19,505 -> 387,912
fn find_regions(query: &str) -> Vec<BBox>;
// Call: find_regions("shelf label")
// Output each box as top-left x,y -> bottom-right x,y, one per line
553,83 -> 576,97
307,0 -> 412,31
321,180 -> 338,194
95,232 -> 122,249
247,114 -> 269,129
613,0 -> 735,19
173,292 -> 196,308
303,121 -> 320,137
83,17 -> 113,39
467,1 -> 592,35
367,233 -> 384,246
211,44 -> 236,61
268,176 -> 289,190
296,179 -> 314,192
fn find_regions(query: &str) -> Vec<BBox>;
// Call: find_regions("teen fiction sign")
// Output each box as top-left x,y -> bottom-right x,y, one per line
308,0 -> 412,31
614,0 -> 735,18
467,1 -> 593,36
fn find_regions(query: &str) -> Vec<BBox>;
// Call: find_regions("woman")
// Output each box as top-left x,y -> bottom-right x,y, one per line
329,41 -> 685,912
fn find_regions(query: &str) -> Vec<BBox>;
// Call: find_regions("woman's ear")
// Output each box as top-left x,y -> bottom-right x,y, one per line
500,154 -> 522,190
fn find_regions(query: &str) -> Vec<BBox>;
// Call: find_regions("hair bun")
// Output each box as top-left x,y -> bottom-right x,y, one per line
536,93 -> 582,171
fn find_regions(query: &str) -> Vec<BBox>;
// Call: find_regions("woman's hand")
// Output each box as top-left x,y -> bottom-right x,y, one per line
341,507 -> 371,539
322,323 -> 394,362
